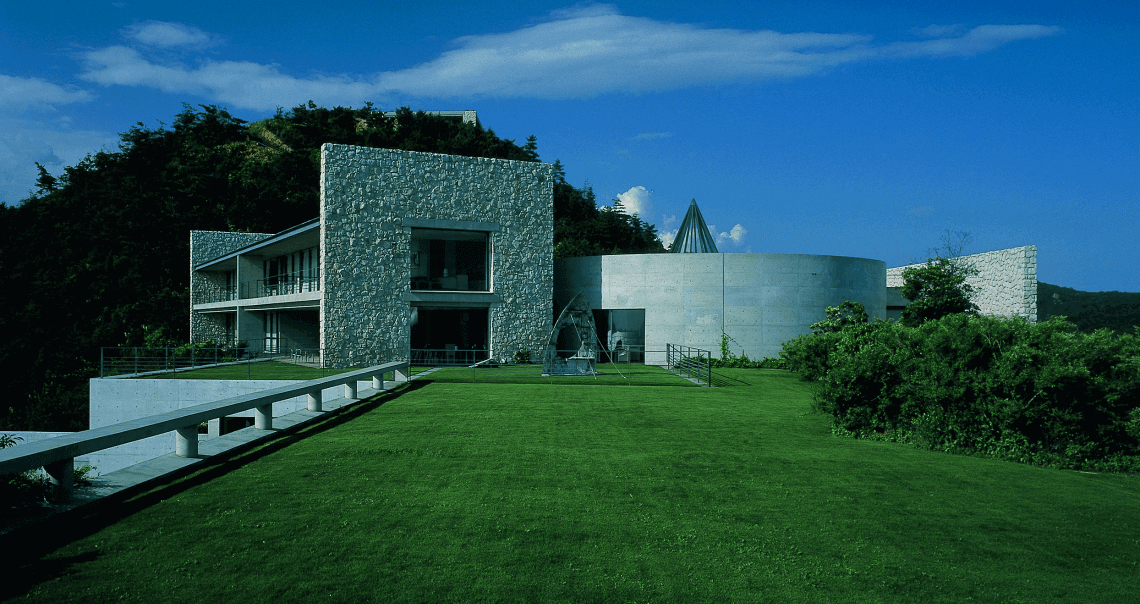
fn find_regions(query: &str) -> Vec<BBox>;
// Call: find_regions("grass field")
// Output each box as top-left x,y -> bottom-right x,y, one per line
144,360 -> 357,380
3,369 -> 1137,603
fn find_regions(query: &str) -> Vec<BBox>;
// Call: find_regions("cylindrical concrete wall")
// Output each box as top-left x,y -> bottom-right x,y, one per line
554,253 -> 886,362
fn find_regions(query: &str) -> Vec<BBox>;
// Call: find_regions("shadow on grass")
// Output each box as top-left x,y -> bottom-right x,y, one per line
709,370 -> 752,387
0,381 -> 427,601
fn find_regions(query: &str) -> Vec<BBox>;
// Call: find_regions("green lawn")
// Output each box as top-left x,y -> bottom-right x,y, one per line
4,369 -> 1137,603
144,360 -> 357,380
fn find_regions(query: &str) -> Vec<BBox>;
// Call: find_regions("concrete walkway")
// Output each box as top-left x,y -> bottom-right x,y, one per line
2,380 -> 405,536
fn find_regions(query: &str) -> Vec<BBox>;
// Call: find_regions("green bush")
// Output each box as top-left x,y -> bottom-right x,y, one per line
777,302 -> 870,381
781,313 -> 1140,472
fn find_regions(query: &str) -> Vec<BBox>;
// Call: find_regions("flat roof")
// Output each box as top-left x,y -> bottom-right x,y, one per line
195,218 -> 319,270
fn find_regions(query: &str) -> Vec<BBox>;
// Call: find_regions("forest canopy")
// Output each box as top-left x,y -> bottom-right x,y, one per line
0,103 -> 664,431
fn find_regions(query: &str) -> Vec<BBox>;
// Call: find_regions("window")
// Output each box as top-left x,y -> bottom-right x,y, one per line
262,247 -> 319,296
409,229 -> 489,292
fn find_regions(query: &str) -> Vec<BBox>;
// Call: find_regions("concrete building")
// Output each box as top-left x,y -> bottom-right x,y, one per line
190,142 -> 1037,367
554,252 -> 887,362
190,145 -> 555,366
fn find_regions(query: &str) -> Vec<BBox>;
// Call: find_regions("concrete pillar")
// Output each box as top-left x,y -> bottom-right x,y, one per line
307,390 -> 322,412
373,375 -> 382,390
395,364 -> 409,383
254,404 -> 273,429
176,426 -> 198,457
44,457 -> 74,502
236,309 -> 264,354
345,382 -> 358,400
208,418 -> 222,438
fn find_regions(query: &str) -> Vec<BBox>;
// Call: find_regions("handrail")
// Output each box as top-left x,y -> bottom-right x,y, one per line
0,360 -> 409,498
665,343 -> 712,386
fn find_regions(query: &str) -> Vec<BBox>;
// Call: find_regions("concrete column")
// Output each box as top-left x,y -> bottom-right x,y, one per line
236,309 -> 264,354
254,404 -> 273,429
373,375 -> 382,390
176,426 -> 198,457
345,382 -> 358,400
208,418 -> 222,438
44,457 -> 74,502
395,364 -> 409,382
307,390 -> 322,412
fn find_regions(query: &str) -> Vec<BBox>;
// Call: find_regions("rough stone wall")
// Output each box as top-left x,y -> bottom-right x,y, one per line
320,145 -> 554,367
190,230 -> 272,343
887,245 -> 1037,322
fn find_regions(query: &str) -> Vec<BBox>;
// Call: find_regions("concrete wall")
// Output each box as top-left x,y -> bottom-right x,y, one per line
190,231 -> 272,343
555,253 -> 886,362
87,378 -> 364,474
887,245 -> 1037,322
0,432 -> 91,471
320,145 -> 554,366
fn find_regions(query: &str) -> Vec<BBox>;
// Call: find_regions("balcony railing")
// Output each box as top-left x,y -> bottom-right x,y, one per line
246,274 -> 320,299
194,285 -> 238,305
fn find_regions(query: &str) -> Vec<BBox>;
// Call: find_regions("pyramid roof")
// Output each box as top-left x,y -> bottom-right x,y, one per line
669,199 -> 719,253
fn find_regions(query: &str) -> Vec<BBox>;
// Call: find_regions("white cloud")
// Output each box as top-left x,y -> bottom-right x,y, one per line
615,185 -> 651,216
661,213 -> 677,228
0,117 -> 119,205
75,8 -> 1063,108
125,21 -> 219,48
886,24 -> 1062,58
658,229 -> 678,250
911,24 -> 966,38
717,224 -> 748,246
0,74 -> 93,112
0,73 -> 105,205
80,46 -> 375,111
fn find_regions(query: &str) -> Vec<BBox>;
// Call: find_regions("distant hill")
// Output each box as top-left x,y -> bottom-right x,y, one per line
1038,282 -> 1140,334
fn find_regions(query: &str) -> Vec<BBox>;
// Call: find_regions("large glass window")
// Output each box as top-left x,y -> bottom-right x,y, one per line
410,229 -> 489,291
261,246 -> 319,297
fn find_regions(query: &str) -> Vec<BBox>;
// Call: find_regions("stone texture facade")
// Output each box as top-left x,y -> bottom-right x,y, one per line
887,245 -> 1037,322
190,230 -> 272,343
320,145 -> 554,366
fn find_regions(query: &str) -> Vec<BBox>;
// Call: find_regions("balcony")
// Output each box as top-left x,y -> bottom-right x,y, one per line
247,274 -> 320,299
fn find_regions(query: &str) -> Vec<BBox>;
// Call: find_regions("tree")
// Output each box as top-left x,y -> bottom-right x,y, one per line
811,301 -> 869,334
900,257 -> 978,326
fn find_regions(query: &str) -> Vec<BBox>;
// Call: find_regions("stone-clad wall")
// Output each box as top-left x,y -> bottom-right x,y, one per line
320,145 -> 554,367
189,230 -> 272,343
887,245 -> 1037,322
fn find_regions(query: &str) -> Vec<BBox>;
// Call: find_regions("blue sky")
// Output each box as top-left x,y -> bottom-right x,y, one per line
2,1 -> 1137,291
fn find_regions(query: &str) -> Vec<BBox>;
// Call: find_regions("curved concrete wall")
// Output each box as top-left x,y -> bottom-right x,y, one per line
555,253 -> 886,361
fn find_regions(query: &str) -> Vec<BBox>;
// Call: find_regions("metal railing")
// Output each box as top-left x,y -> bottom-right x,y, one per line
101,338 -> 322,378
248,275 -> 320,299
406,347 -> 711,387
666,343 -> 712,386
411,348 -> 490,366
0,361 -> 410,500
195,285 -> 238,305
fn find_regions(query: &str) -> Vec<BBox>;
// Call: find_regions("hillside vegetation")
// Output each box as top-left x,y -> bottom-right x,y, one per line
1038,281 -> 1140,334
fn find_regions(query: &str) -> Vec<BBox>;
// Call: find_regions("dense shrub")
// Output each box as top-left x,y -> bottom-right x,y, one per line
777,302 -> 870,380
781,313 -> 1140,472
